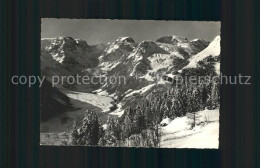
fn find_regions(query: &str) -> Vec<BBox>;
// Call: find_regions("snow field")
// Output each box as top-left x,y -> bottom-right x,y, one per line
160,109 -> 219,148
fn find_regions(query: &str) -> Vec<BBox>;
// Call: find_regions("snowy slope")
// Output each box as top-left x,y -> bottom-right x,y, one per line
215,62 -> 220,75
108,102 -> 125,117
182,36 -> 220,70
125,84 -> 155,98
148,54 -> 176,72
160,109 -> 219,148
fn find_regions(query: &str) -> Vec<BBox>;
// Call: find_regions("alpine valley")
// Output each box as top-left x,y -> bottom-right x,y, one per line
40,35 -> 220,148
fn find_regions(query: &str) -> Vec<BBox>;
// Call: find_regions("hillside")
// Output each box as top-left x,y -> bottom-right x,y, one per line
161,109 -> 219,148
40,35 -> 220,148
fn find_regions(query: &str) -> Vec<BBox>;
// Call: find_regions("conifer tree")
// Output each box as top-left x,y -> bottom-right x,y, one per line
122,115 -> 133,139
98,119 -> 106,146
186,111 -> 201,129
70,121 -> 79,145
79,110 -> 100,146
104,119 -> 116,146
132,110 -> 145,134
207,82 -> 220,109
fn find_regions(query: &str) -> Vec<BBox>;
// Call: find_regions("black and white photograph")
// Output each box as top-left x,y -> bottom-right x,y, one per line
40,19 -> 220,148
3,0 -> 260,166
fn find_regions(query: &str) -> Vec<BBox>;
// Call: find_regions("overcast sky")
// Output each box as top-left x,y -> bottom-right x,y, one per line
41,19 -> 220,45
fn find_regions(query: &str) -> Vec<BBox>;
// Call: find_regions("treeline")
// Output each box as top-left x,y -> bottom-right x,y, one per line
70,59 -> 220,147
70,110 -> 161,147
118,76 -> 220,140
70,77 -> 219,147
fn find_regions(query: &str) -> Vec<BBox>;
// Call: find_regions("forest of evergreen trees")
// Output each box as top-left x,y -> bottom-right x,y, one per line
70,59 -> 220,147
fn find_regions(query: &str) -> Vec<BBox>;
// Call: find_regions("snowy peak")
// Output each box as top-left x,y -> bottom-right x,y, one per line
138,41 -> 159,48
41,35 -> 220,96
182,35 -> 220,70
41,36 -> 104,67
42,37 -> 102,54
156,36 -> 210,58
135,41 -> 169,57
75,39 -> 89,48
115,37 -> 135,43
189,39 -> 209,49
156,35 -> 189,45
41,36 -> 104,84
98,37 -> 137,70
103,37 -> 136,55
45,37 -> 83,52
185,39 -> 210,56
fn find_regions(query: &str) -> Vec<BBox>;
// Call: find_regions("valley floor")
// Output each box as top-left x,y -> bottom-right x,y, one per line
40,90 -> 123,145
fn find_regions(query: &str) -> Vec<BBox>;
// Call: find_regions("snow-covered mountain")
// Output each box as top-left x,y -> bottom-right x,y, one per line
156,36 -> 209,56
41,37 -> 106,77
41,35 -> 220,148
181,35 -> 220,71
41,35 -> 220,114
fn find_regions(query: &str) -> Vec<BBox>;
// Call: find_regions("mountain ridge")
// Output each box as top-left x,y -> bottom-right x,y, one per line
41,35 -> 220,99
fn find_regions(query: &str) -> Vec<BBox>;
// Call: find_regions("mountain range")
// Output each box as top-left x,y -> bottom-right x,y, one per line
40,35 -> 220,122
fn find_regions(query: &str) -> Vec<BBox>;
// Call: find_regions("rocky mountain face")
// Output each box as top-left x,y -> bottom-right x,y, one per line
41,37 -> 106,91
41,37 -> 106,76
41,35 -> 220,100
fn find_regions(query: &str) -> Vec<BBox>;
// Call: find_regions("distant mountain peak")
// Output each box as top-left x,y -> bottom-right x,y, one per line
115,37 -> 135,43
101,37 -> 137,61
136,41 -> 169,55
156,35 -> 189,45
41,35 -> 219,95
181,35 -> 220,70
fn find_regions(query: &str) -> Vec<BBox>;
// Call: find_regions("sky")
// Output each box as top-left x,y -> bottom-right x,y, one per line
41,19 -> 220,45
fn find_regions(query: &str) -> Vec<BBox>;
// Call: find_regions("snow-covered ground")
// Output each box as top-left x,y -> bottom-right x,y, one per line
99,61 -> 120,71
108,102 -> 125,117
160,109 -> 219,148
